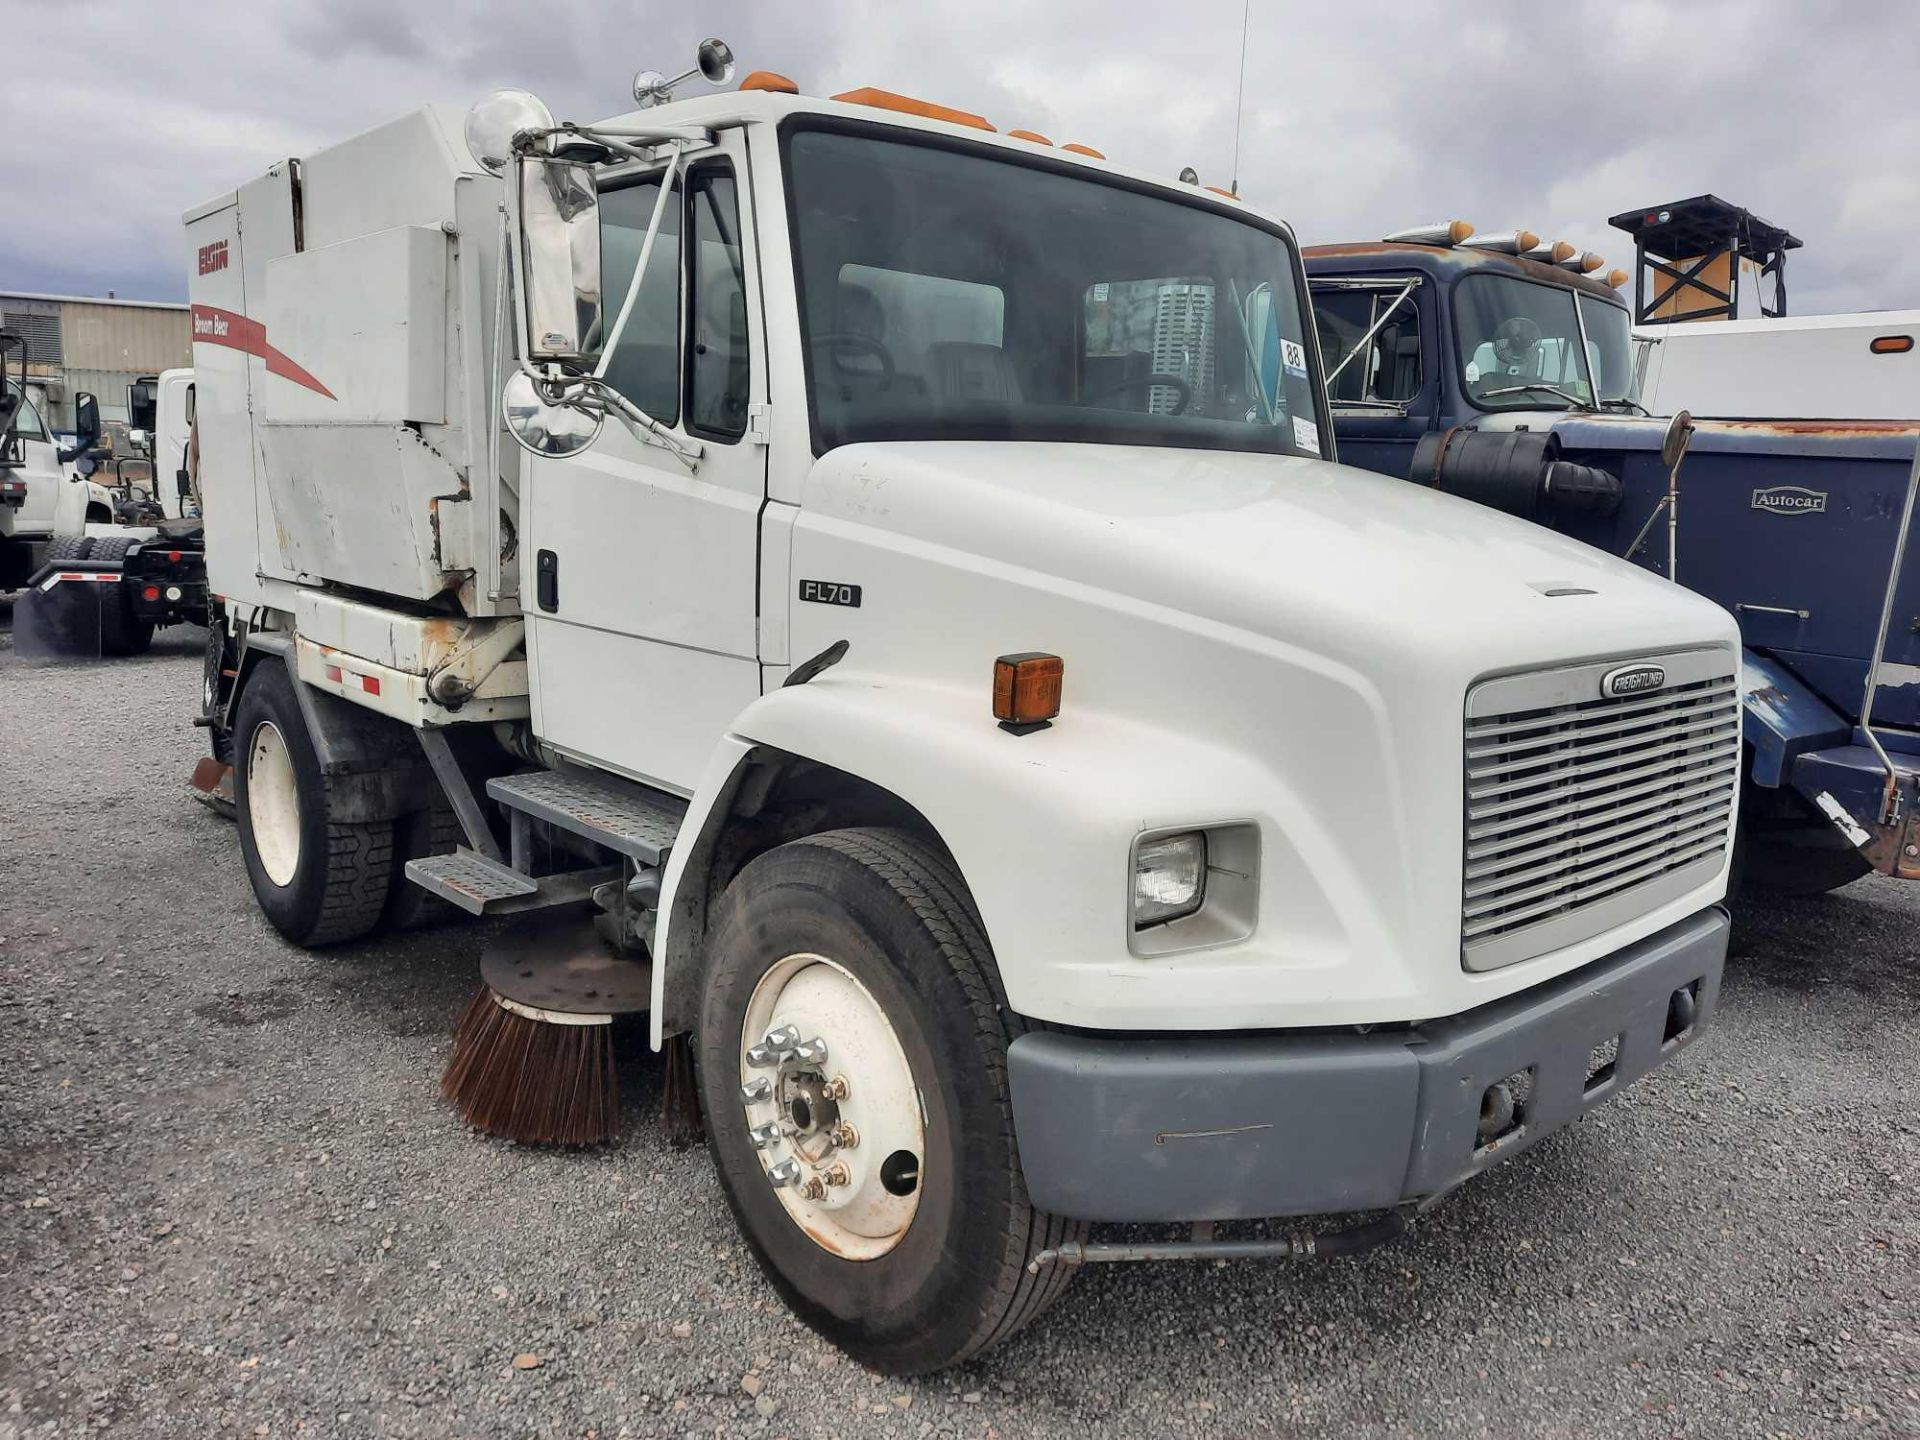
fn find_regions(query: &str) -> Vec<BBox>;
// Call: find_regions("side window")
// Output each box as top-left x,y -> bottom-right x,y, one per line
599,174 -> 682,424
1313,286 -> 1422,406
6,382 -> 48,442
687,166 -> 750,440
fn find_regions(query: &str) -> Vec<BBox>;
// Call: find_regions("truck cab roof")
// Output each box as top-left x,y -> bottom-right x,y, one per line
1302,239 -> 1626,306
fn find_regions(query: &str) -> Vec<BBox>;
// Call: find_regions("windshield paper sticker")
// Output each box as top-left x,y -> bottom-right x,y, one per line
1280,338 -> 1309,379
1292,416 -> 1320,453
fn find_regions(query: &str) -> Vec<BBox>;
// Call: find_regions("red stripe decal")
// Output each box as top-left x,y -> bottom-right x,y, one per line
190,304 -> 336,400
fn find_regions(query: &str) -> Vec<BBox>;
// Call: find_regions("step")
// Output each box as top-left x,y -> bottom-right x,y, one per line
486,767 -> 686,865
404,848 -> 619,917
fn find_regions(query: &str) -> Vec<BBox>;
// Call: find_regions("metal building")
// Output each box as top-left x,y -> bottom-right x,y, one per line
0,291 -> 191,431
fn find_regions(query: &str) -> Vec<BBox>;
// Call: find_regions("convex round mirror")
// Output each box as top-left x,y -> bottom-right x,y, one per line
1661,408 -> 1695,470
465,89 -> 556,176
502,371 -> 602,458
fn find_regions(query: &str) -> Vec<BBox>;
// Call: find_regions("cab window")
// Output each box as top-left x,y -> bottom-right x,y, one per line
598,174 -> 682,424
687,165 -> 751,440
6,382 -> 49,442
1313,287 -> 1423,407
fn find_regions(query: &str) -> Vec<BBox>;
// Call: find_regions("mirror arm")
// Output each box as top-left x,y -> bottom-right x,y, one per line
591,380 -> 704,471
577,123 -> 715,145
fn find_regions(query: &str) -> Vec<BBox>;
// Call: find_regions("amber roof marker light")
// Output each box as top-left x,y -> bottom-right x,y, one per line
993,653 -> 1063,735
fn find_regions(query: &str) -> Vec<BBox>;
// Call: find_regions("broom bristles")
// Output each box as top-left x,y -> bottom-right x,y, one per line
441,987 -> 619,1145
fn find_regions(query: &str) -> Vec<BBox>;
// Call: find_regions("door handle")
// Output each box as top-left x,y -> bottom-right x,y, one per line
536,549 -> 558,612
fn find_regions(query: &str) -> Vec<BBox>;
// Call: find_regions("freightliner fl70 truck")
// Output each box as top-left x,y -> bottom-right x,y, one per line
188,51 -> 1739,1372
1304,228 -> 1920,896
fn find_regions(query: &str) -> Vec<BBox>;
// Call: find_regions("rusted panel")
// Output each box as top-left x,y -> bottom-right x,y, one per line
1702,418 -> 1920,439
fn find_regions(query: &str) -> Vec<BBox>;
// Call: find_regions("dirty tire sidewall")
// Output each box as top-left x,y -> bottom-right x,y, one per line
232,661 -> 393,947
699,827 -> 1079,1375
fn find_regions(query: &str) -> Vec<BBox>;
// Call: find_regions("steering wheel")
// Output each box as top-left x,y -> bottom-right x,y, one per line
1492,316 -> 1542,369
1082,373 -> 1192,415
811,331 -> 896,392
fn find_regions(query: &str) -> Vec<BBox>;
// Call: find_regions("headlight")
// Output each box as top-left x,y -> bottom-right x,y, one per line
1133,831 -> 1206,928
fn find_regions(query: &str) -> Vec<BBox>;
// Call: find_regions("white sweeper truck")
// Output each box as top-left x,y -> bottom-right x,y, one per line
185,42 -> 1741,1372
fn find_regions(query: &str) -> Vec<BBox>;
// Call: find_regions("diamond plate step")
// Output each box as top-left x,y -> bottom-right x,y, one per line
404,849 -> 622,917
486,768 -> 687,865
405,849 -> 538,915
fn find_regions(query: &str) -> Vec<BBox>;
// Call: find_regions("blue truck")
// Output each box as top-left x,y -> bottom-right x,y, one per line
1302,225 -> 1920,893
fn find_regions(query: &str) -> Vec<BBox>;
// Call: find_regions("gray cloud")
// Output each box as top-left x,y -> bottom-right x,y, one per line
4,0 -> 1914,316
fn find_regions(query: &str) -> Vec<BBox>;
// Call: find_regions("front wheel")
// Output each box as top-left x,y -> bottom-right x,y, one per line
697,828 -> 1084,1374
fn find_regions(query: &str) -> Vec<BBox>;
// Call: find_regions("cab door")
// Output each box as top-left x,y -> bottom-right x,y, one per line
523,132 -> 767,793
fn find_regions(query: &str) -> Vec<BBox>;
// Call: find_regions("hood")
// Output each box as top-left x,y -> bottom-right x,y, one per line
802,439 -> 1733,676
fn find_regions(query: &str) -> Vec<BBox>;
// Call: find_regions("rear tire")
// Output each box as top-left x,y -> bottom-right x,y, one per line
45,535 -> 93,563
698,827 -> 1085,1374
232,661 -> 394,946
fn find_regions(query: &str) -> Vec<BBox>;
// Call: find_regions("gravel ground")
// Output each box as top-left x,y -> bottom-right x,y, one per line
1,610 -> 1916,1439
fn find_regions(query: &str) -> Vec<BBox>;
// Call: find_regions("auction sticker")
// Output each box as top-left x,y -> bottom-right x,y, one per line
1292,416 -> 1321,452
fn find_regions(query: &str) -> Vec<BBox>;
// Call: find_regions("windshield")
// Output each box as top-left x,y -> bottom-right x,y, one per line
1454,274 -> 1633,409
785,124 -> 1326,458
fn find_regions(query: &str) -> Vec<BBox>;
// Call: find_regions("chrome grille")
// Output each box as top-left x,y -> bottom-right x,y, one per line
1462,650 -> 1739,971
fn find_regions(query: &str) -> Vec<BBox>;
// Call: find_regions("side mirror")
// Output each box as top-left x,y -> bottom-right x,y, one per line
57,398 -> 100,466
74,392 -> 101,450
1660,409 -> 1694,470
128,379 -> 158,436
515,157 -> 603,367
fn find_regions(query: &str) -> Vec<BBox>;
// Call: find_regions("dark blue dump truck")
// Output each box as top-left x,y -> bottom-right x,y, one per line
1304,228 -> 1920,893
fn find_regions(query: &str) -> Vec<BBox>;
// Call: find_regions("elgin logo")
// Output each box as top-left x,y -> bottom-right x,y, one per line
197,240 -> 229,276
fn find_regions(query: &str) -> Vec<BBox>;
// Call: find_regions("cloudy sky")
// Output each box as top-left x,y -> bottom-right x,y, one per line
6,0 -> 1917,316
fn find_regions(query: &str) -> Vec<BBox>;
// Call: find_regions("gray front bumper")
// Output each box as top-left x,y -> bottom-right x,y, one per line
1008,906 -> 1727,1223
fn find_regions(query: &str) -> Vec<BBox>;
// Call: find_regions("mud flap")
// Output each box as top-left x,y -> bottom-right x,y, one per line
12,577 -> 108,662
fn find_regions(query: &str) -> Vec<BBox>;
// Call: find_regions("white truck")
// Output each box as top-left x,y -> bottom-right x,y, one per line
10,367 -> 206,657
1,336 -> 97,592
188,49 -> 1741,1373
1635,308 -> 1920,419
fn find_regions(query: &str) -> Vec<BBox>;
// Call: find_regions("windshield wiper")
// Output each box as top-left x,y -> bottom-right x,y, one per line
1477,382 -> 1595,412
1599,396 -> 1652,416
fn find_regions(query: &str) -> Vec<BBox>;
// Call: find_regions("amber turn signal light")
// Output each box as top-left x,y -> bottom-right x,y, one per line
993,653 -> 1063,732
1870,334 -> 1914,355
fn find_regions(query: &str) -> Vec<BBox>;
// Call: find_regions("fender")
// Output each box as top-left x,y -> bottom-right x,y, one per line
650,673 -> 1377,1045
1741,648 -> 1849,788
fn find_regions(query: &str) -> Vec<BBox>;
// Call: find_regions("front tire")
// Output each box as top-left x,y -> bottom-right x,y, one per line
698,828 -> 1084,1374
232,662 -> 393,946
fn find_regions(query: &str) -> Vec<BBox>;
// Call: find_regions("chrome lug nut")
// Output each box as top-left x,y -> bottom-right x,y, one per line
748,1121 -> 782,1150
765,1024 -> 801,1052
791,1036 -> 829,1065
767,1158 -> 803,1188
745,1042 -> 778,1068
740,1077 -> 772,1104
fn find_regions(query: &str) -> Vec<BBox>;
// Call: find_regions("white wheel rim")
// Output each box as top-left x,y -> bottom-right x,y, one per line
246,721 -> 301,888
739,954 -> 925,1260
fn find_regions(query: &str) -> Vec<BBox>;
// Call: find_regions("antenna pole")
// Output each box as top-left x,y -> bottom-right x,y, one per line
1230,0 -> 1250,197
